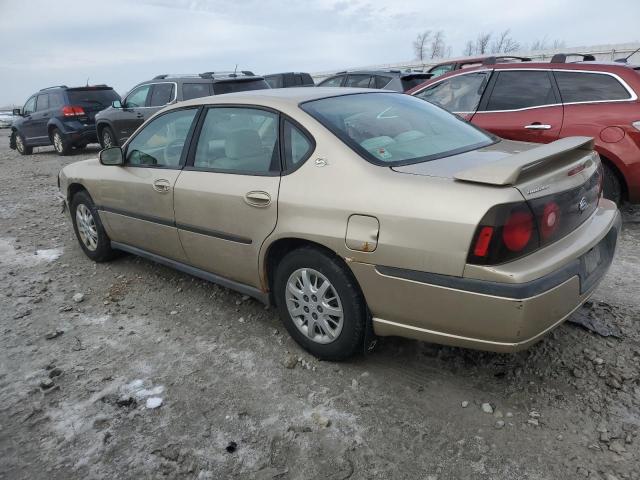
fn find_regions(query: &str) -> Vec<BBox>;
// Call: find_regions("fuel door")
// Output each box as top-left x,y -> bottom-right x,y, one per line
346,215 -> 379,252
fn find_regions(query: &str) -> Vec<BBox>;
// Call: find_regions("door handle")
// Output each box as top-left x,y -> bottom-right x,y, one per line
136,113 -> 144,118
152,179 -> 171,193
244,191 -> 271,207
524,123 -> 552,130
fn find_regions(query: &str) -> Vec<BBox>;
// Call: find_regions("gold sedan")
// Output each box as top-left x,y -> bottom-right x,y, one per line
58,88 -> 621,360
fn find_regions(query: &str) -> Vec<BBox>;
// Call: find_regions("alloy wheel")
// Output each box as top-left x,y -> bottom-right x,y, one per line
102,130 -> 113,148
76,204 -> 98,251
53,132 -> 63,153
15,135 -> 24,153
285,268 -> 344,344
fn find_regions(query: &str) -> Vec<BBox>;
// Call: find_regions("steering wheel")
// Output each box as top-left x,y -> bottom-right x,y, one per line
164,139 -> 185,165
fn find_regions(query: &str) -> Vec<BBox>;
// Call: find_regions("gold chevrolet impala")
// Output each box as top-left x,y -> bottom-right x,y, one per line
58,88 -> 621,360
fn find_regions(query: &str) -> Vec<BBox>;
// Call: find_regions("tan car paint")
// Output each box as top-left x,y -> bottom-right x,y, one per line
58,88 -> 620,352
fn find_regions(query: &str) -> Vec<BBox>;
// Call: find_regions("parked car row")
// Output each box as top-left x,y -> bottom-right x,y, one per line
8,53 -> 640,204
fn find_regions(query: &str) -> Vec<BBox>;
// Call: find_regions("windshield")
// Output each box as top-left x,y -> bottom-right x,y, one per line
67,88 -> 120,108
301,92 -> 494,166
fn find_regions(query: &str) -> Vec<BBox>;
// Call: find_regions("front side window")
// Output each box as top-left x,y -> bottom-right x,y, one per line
182,83 -> 211,101
486,71 -> 556,111
125,85 -> 151,108
36,94 -> 49,111
302,92 -> 494,166
23,96 -> 36,115
126,108 -> 197,168
318,75 -> 345,87
283,120 -> 313,169
415,72 -> 489,113
193,107 -> 279,173
345,75 -> 373,88
149,83 -> 175,107
555,71 -> 631,103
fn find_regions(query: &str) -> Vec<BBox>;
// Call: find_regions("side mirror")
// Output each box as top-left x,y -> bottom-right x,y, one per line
112,100 -> 122,109
99,146 -> 124,166
12,108 -> 21,116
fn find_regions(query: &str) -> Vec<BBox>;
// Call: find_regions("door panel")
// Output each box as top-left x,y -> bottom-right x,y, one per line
97,168 -> 186,261
471,105 -> 563,143
472,70 -> 563,143
118,85 -> 152,142
31,94 -> 51,142
174,172 -> 280,287
20,96 -> 37,140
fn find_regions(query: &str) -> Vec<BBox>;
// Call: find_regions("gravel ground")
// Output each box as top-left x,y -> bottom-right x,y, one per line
0,133 -> 639,480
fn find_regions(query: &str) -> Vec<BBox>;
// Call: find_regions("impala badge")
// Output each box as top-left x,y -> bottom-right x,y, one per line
578,197 -> 589,212
315,158 -> 328,167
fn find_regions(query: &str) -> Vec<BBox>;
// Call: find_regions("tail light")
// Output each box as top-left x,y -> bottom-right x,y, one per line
61,105 -> 86,117
468,170 -> 600,265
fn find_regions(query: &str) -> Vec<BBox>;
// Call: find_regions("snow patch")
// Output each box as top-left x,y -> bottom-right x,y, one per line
35,248 -> 63,262
0,238 -> 63,266
146,397 -> 163,409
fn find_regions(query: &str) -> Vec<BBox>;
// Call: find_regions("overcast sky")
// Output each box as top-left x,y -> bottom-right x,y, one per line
0,0 -> 638,106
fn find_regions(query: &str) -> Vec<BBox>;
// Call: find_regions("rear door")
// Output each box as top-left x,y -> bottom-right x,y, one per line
173,106 -> 281,288
472,70 -> 563,143
413,71 -> 491,120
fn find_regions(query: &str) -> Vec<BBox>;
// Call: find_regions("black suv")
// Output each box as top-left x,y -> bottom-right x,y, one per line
95,71 -> 269,147
10,85 -> 120,156
264,72 -> 315,88
316,69 -> 432,92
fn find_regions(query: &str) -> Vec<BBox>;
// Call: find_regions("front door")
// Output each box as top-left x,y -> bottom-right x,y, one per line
20,96 -> 37,141
115,84 -> 152,143
96,107 -> 199,261
174,106 -> 281,288
471,70 -> 563,144
30,93 -> 51,144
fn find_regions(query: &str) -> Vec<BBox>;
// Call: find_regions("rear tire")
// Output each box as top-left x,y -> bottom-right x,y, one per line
13,131 -> 33,155
602,163 -> 622,205
273,246 -> 367,361
70,190 -> 116,262
52,128 -> 72,156
100,126 -> 117,148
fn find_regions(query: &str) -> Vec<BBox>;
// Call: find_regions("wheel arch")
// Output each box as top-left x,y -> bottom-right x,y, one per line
47,119 -> 66,140
67,182 -> 91,205
261,236 -> 362,305
595,148 -> 628,202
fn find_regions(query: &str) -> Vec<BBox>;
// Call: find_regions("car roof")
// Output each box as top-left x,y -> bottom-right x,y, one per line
168,87 -> 389,110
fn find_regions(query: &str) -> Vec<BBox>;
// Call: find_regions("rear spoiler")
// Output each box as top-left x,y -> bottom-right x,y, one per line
454,137 -> 595,186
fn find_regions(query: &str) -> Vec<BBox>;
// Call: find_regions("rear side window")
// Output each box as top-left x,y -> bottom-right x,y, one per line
182,83 -> 211,101
374,75 -> 392,89
486,71 -> 556,111
345,75 -> 373,88
149,83 -> 175,107
429,64 -> 455,78
49,92 -> 64,107
555,71 -> 631,103
212,79 -> 269,95
415,72 -> 489,113
401,76 -> 432,91
36,94 -> 49,111
193,107 -> 279,173
299,73 -> 315,86
283,120 -> 313,169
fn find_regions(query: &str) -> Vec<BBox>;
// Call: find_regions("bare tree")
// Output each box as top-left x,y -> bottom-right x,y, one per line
530,36 -> 548,51
491,29 -> 520,54
413,31 -> 431,61
430,30 -> 447,59
552,39 -> 566,49
463,40 -> 475,56
475,32 -> 492,55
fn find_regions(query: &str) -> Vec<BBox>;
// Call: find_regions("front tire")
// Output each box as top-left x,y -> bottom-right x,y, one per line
100,126 -> 117,148
52,128 -> 72,156
274,247 -> 367,361
13,132 -> 33,155
70,190 -> 116,262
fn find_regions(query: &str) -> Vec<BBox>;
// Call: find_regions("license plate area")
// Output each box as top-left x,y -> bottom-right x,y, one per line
579,229 -> 616,294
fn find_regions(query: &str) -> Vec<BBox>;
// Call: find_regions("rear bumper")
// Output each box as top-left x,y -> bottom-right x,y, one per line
59,121 -> 98,143
349,206 -> 621,353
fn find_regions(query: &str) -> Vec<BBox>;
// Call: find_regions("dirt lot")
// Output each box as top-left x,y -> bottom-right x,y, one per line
0,133 -> 638,480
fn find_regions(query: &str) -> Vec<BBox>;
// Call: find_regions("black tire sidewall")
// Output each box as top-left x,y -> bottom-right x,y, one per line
14,132 -> 32,155
70,191 -> 114,262
274,247 -> 367,361
602,163 -> 622,205
52,129 -> 71,156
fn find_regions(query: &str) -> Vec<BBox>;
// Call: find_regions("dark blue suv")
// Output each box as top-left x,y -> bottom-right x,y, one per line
10,85 -> 120,156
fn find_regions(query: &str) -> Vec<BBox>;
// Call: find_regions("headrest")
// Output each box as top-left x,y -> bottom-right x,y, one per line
225,129 -> 262,159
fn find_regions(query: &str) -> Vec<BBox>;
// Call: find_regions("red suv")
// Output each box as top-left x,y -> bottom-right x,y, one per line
409,56 -> 640,204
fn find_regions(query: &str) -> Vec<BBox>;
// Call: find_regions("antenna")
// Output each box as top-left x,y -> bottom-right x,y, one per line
86,77 -> 89,86
615,46 -> 640,63
234,64 -> 238,75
